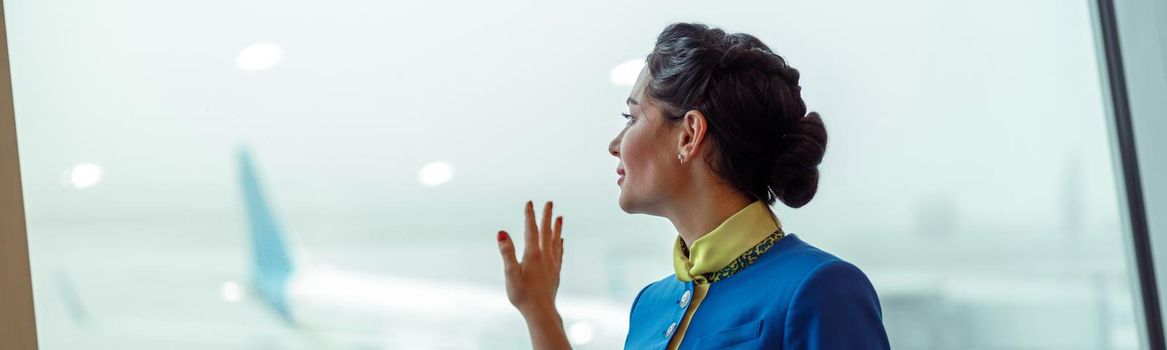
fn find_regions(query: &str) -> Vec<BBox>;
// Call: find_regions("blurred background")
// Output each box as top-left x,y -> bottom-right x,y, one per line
6,0 -> 1143,349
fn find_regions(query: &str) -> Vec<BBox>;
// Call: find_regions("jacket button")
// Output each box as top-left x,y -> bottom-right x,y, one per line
665,322 -> 678,338
679,290 -> 691,308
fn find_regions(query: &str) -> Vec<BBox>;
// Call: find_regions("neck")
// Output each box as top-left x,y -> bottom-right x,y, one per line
666,185 -> 755,248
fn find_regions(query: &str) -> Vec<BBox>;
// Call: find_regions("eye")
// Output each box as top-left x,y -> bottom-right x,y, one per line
621,112 -> 635,125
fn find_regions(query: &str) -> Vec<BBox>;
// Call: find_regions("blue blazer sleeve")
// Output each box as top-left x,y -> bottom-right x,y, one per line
783,259 -> 890,349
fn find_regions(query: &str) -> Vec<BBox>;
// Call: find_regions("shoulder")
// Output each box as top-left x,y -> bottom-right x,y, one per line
753,235 -> 879,306
790,258 -> 879,307
778,236 -> 877,300
725,233 -> 866,293
706,234 -> 883,322
776,237 -> 889,348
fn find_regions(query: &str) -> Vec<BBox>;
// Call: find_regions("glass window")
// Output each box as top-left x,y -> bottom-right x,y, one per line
8,0 -> 1139,348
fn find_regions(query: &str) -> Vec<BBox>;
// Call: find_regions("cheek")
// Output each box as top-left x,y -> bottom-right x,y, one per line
620,129 -> 647,167
621,128 -> 662,178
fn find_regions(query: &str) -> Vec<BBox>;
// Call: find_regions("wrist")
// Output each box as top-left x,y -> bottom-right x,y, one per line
522,305 -> 570,350
521,302 -> 562,325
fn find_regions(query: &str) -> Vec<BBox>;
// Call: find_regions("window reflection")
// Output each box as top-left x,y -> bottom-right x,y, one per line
9,0 -> 1137,349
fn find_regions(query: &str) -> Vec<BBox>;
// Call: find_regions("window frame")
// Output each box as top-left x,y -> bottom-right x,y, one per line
0,0 -> 39,348
1094,0 -> 1167,348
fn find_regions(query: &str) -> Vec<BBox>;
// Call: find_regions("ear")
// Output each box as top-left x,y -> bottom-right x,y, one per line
677,110 -> 707,161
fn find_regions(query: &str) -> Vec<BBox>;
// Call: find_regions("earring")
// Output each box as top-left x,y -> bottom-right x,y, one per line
678,153 -> 684,162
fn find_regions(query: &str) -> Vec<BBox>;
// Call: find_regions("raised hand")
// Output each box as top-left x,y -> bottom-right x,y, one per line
497,200 -> 564,315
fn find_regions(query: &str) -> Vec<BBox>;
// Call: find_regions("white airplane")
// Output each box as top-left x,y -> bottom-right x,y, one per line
236,148 -> 630,349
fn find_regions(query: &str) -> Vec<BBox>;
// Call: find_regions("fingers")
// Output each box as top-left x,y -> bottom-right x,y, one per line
553,216 -> 563,263
552,216 -> 563,249
497,231 -> 519,279
521,200 -> 562,262
523,201 -> 538,258
540,201 -> 553,252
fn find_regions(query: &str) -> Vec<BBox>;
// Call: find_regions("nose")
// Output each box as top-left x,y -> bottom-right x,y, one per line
609,132 -> 621,158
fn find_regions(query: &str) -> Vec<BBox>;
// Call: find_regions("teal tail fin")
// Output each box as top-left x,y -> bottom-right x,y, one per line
238,147 -> 296,324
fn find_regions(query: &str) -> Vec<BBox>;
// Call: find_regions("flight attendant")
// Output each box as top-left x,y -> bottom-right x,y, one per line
495,22 -> 891,349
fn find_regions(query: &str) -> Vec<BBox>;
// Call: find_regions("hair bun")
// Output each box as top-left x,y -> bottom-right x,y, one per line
770,112 -> 827,208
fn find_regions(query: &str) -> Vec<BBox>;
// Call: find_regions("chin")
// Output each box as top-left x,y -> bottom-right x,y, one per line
617,189 -> 634,214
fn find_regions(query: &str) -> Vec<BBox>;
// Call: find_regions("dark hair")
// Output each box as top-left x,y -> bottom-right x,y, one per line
646,22 -> 827,208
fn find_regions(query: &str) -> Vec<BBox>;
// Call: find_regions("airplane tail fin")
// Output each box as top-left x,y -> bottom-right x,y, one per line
238,147 -> 297,324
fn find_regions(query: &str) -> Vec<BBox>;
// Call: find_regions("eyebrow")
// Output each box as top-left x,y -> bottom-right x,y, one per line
626,97 -> 639,105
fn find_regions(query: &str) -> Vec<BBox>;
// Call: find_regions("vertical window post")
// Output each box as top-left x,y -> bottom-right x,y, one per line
0,0 -> 39,348
1094,0 -> 1166,348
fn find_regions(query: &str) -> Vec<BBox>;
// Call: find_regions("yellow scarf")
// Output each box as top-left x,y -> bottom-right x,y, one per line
672,200 -> 783,283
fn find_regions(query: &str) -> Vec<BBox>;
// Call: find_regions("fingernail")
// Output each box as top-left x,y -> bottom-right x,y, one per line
527,200 -> 533,209
497,231 -> 507,242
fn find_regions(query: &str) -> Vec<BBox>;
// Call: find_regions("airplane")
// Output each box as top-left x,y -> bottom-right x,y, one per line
236,148 -> 630,349
36,148 -> 1137,349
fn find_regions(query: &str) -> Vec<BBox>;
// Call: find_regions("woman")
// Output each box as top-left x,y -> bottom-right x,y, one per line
495,22 -> 890,349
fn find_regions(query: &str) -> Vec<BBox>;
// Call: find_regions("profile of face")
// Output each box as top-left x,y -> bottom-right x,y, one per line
609,66 -> 691,215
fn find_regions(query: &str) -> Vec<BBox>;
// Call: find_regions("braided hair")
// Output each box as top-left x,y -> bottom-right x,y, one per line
645,22 -> 828,208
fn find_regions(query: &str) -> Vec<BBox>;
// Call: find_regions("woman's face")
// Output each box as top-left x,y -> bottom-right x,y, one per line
609,66 -> 682,214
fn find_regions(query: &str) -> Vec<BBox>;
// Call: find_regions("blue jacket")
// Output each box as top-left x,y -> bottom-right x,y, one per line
624,234 -> 890,349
